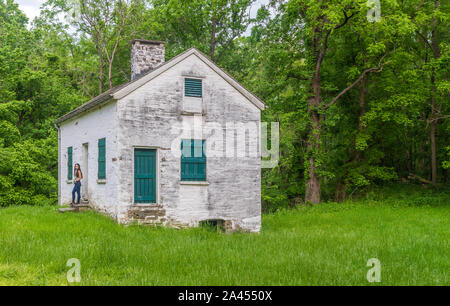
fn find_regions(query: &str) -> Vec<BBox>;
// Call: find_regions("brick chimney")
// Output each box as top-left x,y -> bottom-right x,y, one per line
130,39 -> 165,81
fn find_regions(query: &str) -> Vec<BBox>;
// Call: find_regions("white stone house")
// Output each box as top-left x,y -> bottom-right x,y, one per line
55,40 -> 266,232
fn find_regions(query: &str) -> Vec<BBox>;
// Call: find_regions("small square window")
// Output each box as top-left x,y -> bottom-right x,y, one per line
185,78 -> 202,98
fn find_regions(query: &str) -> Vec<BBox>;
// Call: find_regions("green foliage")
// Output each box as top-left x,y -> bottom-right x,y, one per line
0,137 -> 58,207
0,0 -> 82,207
443,146 -> 450,169
347,166 -> 398,188
0,0 -> 448,209
248,0 -> 449,205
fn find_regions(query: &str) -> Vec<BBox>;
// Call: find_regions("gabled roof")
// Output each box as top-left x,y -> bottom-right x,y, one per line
55,48 -> 266,125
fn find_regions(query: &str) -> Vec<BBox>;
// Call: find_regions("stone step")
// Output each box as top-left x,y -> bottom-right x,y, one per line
70,203 -> 90,208
59,203 -> 91,213
59,207 -> 77,213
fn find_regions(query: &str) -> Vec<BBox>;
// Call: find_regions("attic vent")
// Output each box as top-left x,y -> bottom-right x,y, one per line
185,78 -> 202,97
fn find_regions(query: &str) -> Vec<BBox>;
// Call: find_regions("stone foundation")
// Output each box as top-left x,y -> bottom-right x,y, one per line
125,205 -> 167,225
121,206 -> 254,233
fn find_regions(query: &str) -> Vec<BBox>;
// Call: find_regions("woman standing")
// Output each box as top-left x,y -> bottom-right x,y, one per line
72,163 -> 83,206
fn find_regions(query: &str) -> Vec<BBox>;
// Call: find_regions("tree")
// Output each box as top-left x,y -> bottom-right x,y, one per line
0,0 -> 84,206
247,1 -> 432,205
43,0 -> 144,94
284,0 -> 402,203
151,0 -> 254,63
414,0 -> 449,184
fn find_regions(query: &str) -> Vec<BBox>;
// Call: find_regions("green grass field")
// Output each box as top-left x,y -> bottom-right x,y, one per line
0,186 -> 449,286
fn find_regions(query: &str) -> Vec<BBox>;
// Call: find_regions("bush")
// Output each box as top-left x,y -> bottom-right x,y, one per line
0,137 -> 57,207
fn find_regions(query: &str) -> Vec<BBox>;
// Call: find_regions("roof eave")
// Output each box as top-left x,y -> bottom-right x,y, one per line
191,48 -> 267,110
55,94 -> 115,126
113,47 -> 267,111
56,47 -> 267,126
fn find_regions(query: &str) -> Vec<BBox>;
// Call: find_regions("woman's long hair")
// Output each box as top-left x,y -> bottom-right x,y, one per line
74,163 -> 82,177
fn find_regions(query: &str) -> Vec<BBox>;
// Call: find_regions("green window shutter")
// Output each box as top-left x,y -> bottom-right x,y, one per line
98,138 -> 106,179
185,78 -> 202,97
181,139 -> 206,181
134,149 -> 157,204
67,147 -> 73,180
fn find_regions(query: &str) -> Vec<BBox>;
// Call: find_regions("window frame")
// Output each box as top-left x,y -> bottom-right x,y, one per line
181,139 -> 207,182
184,78 -> 203,98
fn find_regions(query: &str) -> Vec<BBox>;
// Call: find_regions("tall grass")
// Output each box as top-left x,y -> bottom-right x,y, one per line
0,186 -> 449,285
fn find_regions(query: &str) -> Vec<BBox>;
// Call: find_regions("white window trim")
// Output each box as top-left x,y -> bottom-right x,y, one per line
180,139 -> 208,183
179,181 -> 209,186
183,76 -> 204,98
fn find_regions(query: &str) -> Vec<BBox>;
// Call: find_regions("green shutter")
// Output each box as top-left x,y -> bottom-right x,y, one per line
185,78 -> 202,97
98,138 -> 106,179
134,149 -> 157,204
181,139 -> 206,181
67,147 -> 73,180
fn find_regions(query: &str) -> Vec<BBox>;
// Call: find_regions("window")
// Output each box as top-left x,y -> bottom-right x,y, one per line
181,139 -> 206,181
184,78 -> 202,98
67,147 -> 73,180
98,138 -> 106,180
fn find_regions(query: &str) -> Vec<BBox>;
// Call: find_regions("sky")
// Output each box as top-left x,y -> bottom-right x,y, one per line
16,0 -> 270,24
16,0 -> 46,21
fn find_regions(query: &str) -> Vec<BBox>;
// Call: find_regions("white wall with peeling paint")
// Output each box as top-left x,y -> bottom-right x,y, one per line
58,101 -> 119,218
58,52 -> 261,232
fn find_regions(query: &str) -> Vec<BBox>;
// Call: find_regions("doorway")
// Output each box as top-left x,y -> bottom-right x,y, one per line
82,143 -> 89,201
134,149 -> 157,204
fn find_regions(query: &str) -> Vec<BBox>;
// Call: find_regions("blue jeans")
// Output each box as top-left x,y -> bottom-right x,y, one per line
72,181 -> 81,204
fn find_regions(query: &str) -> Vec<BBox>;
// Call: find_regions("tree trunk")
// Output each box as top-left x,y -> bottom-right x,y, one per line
210,15 -> 216,61
305,144 -> 321,203
96,38 -> 104,95
305,72 -> 321,204
430,119 -> 437,184
303,12 -> 355,204
108,60 -> 113,89
305,156 -> 321,203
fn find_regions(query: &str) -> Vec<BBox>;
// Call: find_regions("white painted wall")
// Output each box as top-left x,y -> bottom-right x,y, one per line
115,53 -> 261,232
58,101 -> 119,218
58,53 -> 262,232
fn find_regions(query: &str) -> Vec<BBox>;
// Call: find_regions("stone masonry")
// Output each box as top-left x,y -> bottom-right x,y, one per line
130,39 -> 165,80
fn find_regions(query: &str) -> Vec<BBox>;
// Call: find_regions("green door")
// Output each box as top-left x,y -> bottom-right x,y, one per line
134,149 -> 156,204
